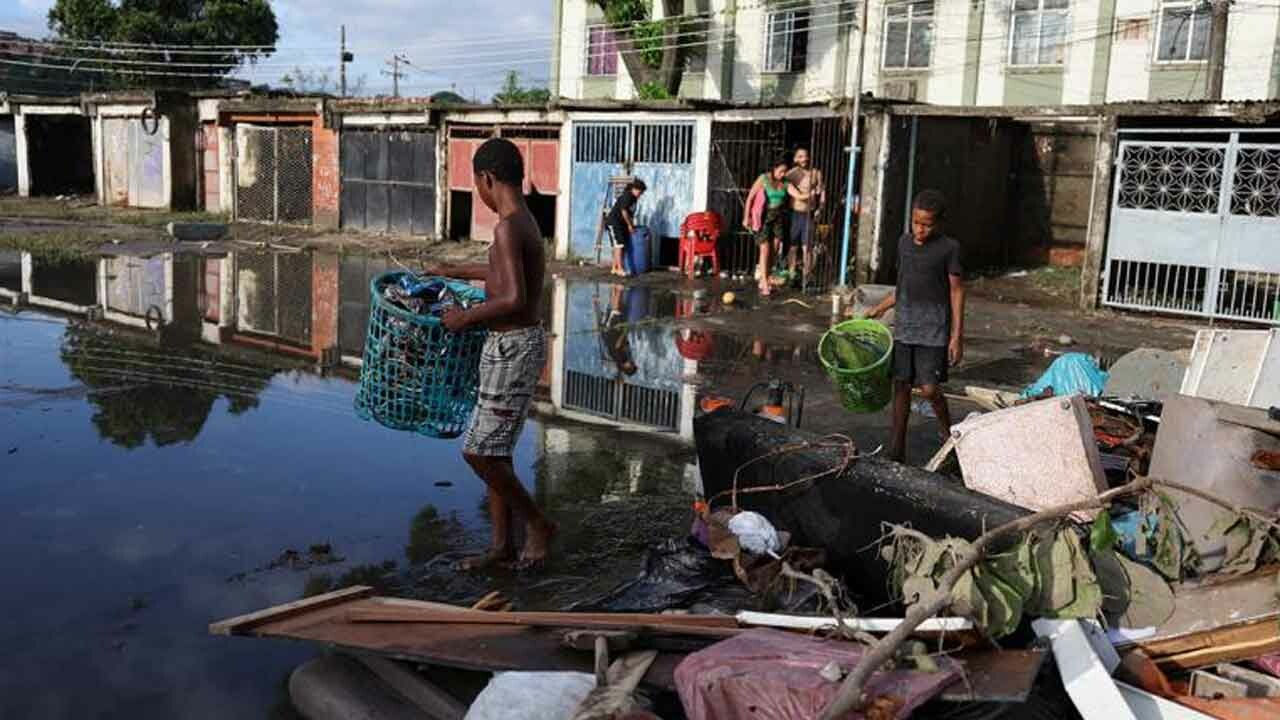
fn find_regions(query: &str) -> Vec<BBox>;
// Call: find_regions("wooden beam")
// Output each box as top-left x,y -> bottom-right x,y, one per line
1143,616 -> 1280,672
346,607 -> 740,639
209,585 -> 376,636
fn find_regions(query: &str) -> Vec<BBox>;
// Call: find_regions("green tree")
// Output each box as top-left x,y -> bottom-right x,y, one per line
491,70 -> 551,105
279,65 -> 367,96
592,0 -> 707,100
47,0 -> 279,88
429,90 -> 467,105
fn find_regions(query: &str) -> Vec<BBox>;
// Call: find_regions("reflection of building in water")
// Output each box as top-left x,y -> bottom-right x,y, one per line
546,277 -> 697,440
99,251 -> 213,344
228,250 -> 339,362
533,422 -> 701,501
336,253 -> 393,367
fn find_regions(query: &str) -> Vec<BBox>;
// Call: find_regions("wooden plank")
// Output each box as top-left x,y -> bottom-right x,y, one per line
363,599 -> 740,628
209,585 -> 375,636
346,607 -> 740,639
1151,618 -> 1280,672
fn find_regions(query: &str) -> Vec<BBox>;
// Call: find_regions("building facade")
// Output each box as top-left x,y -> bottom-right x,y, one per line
552,0 -> 1280,105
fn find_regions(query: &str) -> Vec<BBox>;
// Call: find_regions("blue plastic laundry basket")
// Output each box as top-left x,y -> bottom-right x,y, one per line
354,271 -> 487,438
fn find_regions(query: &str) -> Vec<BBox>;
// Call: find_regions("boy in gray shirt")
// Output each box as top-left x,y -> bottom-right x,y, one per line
866,190 -> 965,463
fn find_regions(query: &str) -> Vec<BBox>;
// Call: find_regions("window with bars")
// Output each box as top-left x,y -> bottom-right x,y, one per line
883,0 -> 934,69
1008,0 -> 1069,66
1156,0 -> 1210,62
764,9 -> 810,73
586,24 -> 619,76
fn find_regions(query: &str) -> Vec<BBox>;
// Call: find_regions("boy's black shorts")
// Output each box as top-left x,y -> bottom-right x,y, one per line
892,342 -> 948,386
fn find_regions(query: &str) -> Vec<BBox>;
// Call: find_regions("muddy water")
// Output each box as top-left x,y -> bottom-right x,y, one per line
0,252 -> 718,719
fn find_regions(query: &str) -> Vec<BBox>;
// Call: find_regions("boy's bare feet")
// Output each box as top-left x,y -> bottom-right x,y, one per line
515,520 -> 558,570
457,546 -> 515,571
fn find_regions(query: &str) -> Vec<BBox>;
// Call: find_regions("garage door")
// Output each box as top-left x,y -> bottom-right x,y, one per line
341,129 -> 436,235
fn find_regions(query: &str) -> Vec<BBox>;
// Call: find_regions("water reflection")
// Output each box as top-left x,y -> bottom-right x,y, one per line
60,324 -> 269,448
0,245 -> 713,718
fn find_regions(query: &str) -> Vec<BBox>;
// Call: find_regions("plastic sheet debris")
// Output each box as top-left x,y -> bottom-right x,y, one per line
464,672 -> 596,720
726,511 -> 783,558
1021,352 -> 1109,399
674,628 -> 961,720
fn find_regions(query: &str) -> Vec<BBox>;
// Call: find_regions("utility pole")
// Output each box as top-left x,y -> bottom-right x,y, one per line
339,25 -> 353,97
837,0 -> 871,290
382,54 -> 408,98
1206,0 -> 1230,100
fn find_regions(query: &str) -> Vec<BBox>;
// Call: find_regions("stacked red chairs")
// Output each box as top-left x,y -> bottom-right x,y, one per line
678,211 -> 722,278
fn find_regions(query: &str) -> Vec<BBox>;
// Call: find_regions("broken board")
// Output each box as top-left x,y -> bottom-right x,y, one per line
952,394 -> 1107,521
1114,568 -> 1280,672
210,587 -> 1047,703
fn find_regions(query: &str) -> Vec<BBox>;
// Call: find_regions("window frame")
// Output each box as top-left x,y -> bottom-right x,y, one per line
1153,0 -> 1211,64
763,8 -> 810,74
881,0 -> 936,71
1006,0 -> 1070,68
584,23 -> 619,77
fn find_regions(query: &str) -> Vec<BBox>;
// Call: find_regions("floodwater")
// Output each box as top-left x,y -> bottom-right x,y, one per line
0,247 -> 741,719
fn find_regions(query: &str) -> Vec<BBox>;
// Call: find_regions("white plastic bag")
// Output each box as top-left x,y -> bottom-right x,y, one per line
463,671 -> 596,720
727,511 -> 782,558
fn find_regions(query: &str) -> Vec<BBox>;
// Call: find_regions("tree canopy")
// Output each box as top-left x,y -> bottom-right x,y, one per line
47,0 -> 279,87
491,71 -> 550,105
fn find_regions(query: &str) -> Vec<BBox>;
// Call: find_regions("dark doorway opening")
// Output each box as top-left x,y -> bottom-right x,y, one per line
449,190 -> 472,241
526,190 -> 556,240
32,258 -> 96,306
27,115 -> 94,197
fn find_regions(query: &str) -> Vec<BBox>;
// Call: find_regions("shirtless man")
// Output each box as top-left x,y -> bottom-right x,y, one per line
430,137 -> 554,569
785,148 -> 824,285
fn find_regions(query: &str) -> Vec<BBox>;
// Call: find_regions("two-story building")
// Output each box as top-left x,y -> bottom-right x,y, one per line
552,0 -> 1280,105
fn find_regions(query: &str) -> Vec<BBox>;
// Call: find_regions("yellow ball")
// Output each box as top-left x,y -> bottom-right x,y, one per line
722,291 -> 736,306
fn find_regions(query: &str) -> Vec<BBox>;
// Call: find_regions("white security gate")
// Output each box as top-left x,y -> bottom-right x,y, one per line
235,124 -> 314,225
1104,132 -> 1280,324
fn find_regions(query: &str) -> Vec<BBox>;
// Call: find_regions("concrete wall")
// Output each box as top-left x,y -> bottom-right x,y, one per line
1013,121 -> 1097,266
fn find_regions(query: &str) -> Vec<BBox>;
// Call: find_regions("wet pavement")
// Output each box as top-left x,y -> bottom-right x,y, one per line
0,241 -> 1200,718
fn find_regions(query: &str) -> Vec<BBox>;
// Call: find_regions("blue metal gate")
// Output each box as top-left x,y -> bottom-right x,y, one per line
568,120 -> 696,262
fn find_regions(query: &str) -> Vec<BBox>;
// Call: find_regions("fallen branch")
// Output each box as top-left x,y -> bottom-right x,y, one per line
777,562 -> 871,644
817,476 -> 1154,719
1153,477 -> 1280,534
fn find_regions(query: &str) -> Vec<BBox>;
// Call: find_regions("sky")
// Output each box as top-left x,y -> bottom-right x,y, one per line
0,0 -> 556,100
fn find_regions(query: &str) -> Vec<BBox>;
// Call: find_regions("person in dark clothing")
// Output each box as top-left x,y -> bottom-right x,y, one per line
596,284 -> 638,376
865,189 -> 965,464
606,179 -> 646,277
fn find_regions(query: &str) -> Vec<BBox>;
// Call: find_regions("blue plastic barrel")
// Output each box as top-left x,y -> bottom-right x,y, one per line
626,226 -> 651,275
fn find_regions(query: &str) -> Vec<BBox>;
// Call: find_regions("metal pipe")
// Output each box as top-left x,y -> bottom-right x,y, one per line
837,0 -> 871,289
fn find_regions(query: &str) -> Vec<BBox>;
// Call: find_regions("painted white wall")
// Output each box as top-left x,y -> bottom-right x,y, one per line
14,112 -> 28,197
1106,1 -> 1152,101
559,0 -> 590,99
928,0 -> 972,104
1222,2 -> 1280,100
976,0 -> 1011,104
731,3 -> 766,102
803,5 -> 846,102
1063,0 -> 1101,103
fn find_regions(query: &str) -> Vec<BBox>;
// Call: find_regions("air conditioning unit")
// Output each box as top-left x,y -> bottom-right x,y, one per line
881,79 -> 918,101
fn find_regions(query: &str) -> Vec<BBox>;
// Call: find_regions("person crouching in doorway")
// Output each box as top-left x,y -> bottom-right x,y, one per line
607,179 -> 646,277
864,190 -> 965,464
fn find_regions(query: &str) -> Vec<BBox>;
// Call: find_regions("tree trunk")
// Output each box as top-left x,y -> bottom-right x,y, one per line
607,0 -> 688,98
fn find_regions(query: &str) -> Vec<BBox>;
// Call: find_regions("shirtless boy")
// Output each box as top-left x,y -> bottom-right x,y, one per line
431,137 -> 554,569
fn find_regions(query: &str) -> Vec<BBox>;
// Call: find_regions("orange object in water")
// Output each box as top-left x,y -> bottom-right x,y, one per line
700,396 -> 734,413
757,404 -> 787,422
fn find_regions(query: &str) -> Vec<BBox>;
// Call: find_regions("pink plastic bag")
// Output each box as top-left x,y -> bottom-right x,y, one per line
674,628 -> 961,720
1253,653 -> 1280,678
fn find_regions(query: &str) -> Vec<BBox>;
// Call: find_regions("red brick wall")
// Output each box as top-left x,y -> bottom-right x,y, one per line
312,119 -> 340,230
201,122 -> 220,213
311,251 -> 339,354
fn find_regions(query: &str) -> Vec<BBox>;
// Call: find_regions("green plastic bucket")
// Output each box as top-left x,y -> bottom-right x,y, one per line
819,319 -> 894,413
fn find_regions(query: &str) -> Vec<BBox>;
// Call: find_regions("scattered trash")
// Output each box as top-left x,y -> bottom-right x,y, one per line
674,629 -> 961,720
1057,334 -> 1074,346
726,511 -> 782,558
1103,348 -> 1188,403
1021,352 -> 1109,399
465,672 -> 597,720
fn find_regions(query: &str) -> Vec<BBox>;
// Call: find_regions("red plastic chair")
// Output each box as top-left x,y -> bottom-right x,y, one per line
679,211 -> 722,278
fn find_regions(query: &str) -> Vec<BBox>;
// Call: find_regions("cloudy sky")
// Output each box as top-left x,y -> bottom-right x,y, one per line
0,0 -> 555,99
